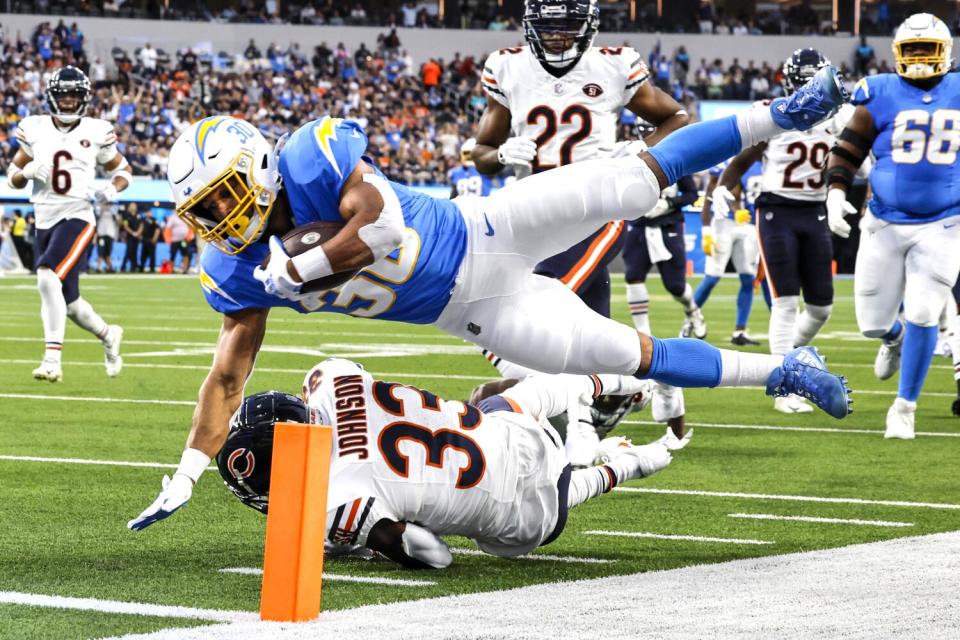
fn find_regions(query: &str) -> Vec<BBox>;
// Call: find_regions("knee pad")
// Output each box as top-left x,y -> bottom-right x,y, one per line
805,304 -> 832,323
36,268 -> 61,297
905,298 -> 943,328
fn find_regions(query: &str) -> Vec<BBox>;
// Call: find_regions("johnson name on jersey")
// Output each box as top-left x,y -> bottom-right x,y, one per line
481,46 -> 648,172
199,117 -> 468,324
757,103 -> 854,204
303,359 -> 566,556
14,115 -> 117,229
853,73 -> 960,223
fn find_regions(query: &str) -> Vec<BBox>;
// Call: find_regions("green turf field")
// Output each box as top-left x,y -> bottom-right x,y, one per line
1,273 -> 958,639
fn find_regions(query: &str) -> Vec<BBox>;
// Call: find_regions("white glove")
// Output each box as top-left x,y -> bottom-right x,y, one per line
710,185 -> 736,219
826,188 -> 855,238
253,236 -> 303,300
93,184 -> 119,204
644,197 -> 672,219
497,136 -> 537,167
127,473 -> 193,531
21,160 -> 51,182
601,139 -> 648,158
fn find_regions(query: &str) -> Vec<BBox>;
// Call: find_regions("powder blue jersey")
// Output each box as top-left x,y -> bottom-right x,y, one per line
853,73 -> 960,224
449,165 -> 497,197
199,117 -> 467,324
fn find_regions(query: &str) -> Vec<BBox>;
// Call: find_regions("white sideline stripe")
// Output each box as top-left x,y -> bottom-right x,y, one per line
0,393 -> 194,406
622,418 -> 960,438
728,513 -> 914,527
614,486 -> 960,510
0,455 -> 178,469
0,591 -> 257,622
450,548 -> 614,564
583,530 -> 773,545
218,568 -> 435,586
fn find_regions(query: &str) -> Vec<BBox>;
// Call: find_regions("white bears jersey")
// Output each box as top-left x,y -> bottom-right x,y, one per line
482,46 -> 648,173
304,359 -> 567,557
15,115 -> 118,229
759,103 -> 854,203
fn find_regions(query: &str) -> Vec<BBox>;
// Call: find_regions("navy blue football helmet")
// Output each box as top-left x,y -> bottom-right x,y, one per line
782,48 -> 830,95
216,391 -> 312,514
45,66 -> 91,123
523,0 -> 600,76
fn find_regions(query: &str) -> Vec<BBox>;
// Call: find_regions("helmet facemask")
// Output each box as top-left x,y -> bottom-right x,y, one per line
45,67 -> 91,124
524,1 -> 599,76
894,39 -> 951,79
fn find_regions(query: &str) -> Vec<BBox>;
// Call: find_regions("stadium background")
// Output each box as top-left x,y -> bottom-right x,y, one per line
0,0 -> 932,274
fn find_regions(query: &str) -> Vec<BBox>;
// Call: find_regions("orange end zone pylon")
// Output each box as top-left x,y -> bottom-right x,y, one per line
260,422 -> 334,622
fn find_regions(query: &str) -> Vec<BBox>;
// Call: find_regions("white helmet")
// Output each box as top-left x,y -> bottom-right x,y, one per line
892,13 -> 953,80
460,137 -> 477,165
167,116 -> 280,255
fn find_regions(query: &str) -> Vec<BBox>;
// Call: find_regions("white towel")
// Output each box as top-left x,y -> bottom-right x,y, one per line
645,226 -> 673,263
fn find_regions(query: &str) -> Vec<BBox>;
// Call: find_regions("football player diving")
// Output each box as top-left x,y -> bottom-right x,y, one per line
826,13 -> 960,438
128,65 -> 852,531
217,358 -> 675,568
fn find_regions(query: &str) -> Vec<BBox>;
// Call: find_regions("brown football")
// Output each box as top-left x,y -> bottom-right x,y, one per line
264,221 -> 359,293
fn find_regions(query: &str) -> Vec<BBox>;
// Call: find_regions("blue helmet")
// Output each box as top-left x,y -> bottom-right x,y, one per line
523,0 -> 600,76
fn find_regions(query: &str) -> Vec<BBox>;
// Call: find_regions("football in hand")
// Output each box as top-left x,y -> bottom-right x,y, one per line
264,222 -> 358,293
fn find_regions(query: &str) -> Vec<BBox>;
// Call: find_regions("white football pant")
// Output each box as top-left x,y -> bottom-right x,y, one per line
704,217 -> 758,277
855,209 -> 960,337
434,156 -> 660,375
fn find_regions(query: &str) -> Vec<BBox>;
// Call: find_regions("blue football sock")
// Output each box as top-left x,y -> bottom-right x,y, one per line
881,319 -> 904,342
647,116 -> 742,185
694,275 -> 720,308
640,335 -> 723,387
760,278 -> 772,310
736,273 -> 755,328
898,322 -> 937,402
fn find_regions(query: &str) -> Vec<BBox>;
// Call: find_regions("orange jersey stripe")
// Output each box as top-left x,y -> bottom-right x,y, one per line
560,221 -> 624,292
504,397 -> 524,414
54,224 -> 95,280
342,498 -> 362,533
628,68 -> 646,81
482,75 -> 497,85
755,210 -> 779,299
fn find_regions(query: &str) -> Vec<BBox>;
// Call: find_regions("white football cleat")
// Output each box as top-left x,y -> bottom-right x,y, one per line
594,436 -> 633,465
884,398 -> 916,440
103,325 -> 123,377
874,336 -> 903,381
656,426 -> 694,451
621,442 -> 672,479
774,394 -> 814,414
33,357 -> 63,382
680,308 -> 708,339
564,419 -> 601,468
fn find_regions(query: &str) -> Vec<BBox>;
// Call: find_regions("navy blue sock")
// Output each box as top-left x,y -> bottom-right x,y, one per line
881,319 -> 904,342
694,275 -> 720,308
647,116 -> 742,185
736,273 -> 755,328
898,322 -> 937,402
640,335 -> 723,387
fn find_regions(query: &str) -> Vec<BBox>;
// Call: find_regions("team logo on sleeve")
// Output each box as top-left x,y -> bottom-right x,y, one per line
80,139 -> 90,148
582,83 -> 604,97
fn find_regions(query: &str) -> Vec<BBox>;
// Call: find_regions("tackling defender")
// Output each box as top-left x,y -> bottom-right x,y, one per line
7,66 -> 129,382
127,66 -> 851,531
715,49 -> 852,415
472,0 -> 690,318
826,13 -> 960,438
695,159 -> 763,346
217,358 -> 673,567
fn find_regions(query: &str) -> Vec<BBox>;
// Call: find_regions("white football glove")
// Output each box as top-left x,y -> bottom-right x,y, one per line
497,136 -> 537,168
127,473 -> 194,531
826,188 -> 855,238
254,236 -> 303,300
21,160 -> 51,182
710,185 -> 736,219
601,139 -> 648,158
644,197 -> 672,219
92,184 -> 119,205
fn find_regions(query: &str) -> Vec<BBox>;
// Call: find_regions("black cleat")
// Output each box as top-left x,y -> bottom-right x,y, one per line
952,397 -> 960,417
730,331 -> 760,347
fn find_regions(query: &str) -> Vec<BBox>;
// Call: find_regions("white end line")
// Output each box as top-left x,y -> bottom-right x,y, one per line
0,591 -> 258,622
218,568 -> 436,587
0,455 -> 178,469
0,393 -> 194,406
583,530 -> 773,545
450,547 -> 614,564
728,513 -> 914,527
614,486 -> 960,510
621,419 -> 960,438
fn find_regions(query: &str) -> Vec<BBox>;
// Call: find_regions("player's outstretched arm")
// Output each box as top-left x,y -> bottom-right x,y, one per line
626,83 -> 690,147
127,308 -> 268,531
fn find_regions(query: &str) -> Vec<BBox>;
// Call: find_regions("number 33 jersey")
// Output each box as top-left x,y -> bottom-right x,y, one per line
14,115 -> 117,229
482,46 -> 648,173
303,359 -> 568,557
853,73 -> 960,223
757,102 -> 853,205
